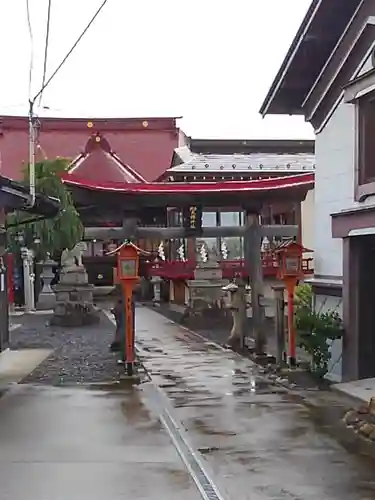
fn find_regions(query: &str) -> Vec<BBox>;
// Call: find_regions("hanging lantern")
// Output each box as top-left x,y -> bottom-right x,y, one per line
200,243 -> 208,263
221,240 -> 228,260
177,243 -> 185,262
158,241 -> 166,261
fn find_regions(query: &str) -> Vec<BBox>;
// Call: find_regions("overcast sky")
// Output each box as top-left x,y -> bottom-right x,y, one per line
0,0 -> 313,139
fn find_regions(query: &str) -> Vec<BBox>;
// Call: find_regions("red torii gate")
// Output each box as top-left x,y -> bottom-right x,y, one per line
62,171 -> 314,354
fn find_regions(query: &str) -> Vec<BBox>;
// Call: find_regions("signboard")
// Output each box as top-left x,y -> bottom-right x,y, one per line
285,256 -> 300,274
194,267 -> 223,280
182,206 -> 203,236
120,259 -> 137,278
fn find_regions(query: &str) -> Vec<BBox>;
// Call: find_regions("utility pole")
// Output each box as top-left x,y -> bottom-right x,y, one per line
28,100 -> 37,208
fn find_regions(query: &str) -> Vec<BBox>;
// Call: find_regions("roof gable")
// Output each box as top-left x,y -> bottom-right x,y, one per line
0,116 -> 179,181
68,133 -> 146,183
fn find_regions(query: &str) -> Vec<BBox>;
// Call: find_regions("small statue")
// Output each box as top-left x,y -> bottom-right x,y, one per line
60,241 -> 88,272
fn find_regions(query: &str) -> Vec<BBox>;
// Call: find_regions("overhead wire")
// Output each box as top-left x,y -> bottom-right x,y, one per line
25,0 -> 34,99
37,0 -> 52,108
32,0 -> 110,103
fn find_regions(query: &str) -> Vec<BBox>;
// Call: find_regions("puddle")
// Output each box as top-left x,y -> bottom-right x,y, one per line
191,417 -> 237,436
87,377 -> 143,391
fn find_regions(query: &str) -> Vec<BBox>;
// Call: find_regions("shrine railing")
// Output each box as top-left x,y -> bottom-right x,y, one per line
144,254 -> 314,280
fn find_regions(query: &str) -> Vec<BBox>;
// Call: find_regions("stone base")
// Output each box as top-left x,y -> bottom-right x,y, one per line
50,301 -> 100,327
38,292 -> 56,309
53,283 -> 94,304
59,267 -> 88,284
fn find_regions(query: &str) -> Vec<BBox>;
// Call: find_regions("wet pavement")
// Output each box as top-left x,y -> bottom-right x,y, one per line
136,307 -> 375,500
2,306 -> 375,499
0,383 -> 199,500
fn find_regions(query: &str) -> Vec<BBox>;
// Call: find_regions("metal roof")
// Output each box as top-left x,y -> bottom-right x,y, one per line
166,146 -> 315,174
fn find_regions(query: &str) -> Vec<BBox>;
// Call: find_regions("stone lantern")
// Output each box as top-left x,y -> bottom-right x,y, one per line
38,253 -> 57,309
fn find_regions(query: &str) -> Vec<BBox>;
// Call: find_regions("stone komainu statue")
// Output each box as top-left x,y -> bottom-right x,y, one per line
60,242 -> 88,272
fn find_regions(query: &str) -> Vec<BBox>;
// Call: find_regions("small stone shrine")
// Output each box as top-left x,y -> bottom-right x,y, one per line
185,255 -> 228,317
50,242 -> 100,326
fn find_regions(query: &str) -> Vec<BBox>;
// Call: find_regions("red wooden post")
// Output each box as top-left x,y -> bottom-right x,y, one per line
110,242 -> 141,376
285,277 -> 298,367
123,281 -> 135,366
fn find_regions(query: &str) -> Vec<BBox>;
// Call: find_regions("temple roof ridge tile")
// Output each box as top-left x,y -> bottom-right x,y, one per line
167,150 -> 315,173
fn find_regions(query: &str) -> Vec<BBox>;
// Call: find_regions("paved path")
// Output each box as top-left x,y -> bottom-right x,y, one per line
135,307 -> 375,500
1,306 -> 375,500
0,383 -> 199,500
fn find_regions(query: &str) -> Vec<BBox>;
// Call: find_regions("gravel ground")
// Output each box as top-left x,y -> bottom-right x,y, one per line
11,309 -> 124,386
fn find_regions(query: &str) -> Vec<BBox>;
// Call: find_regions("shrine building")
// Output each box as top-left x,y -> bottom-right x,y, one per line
0,115 -> 315,307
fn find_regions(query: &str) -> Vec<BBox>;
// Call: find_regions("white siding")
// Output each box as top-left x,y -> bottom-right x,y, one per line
301,189 -> 315,251
314,100 -> 355,276
356,50 -> 373,77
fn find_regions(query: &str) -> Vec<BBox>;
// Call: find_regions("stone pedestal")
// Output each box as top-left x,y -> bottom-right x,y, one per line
50,267 -> 100,327
222,280 -> 247,349
151,276 -> 162,306
38,254 -> 57,310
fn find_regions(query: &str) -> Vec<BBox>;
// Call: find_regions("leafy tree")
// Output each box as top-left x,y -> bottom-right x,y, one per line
294,284 -> 343,378
7,158 -> 83,260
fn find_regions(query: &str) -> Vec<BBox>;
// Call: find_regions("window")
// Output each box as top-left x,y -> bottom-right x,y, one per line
219,211 -> 241,227
358,93 -> 375,185
202,211 -> 217,227
219,211 -> 243,260
195,238 -> 219,260
221,236 -> 243,260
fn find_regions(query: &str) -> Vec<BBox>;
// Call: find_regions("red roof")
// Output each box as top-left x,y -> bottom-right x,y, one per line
0,116 -> 180,182
68,133 -> 146,183
61,172 -> 314,194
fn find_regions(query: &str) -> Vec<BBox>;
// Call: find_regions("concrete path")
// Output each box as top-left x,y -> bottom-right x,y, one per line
1,306 -> 375,500
334,377 -> 375,403
135,307 -> 375,500
0,383 -> 199,500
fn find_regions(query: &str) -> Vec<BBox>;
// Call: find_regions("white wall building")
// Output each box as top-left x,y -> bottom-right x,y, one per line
260,0 -> 375,382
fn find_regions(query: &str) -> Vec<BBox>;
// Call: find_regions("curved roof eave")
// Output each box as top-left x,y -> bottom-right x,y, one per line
61,172 -> 314,194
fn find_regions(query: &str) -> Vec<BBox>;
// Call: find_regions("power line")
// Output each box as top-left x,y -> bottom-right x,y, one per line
25,0 -> 34,99
37,0 -> 52,108
32,0 -> 109,103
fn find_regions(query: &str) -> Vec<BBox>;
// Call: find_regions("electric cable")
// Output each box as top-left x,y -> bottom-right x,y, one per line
33,0 -> 109,103
37,0 -> 52,107
25,0 -> 34,99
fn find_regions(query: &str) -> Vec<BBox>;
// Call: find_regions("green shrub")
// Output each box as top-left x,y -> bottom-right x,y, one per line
294,284 -> 343,378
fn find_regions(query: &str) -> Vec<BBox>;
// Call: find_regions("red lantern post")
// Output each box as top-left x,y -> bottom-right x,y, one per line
275,241 -> 311,368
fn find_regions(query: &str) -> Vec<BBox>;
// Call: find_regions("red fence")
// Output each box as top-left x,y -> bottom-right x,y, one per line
144,254 -> 314,280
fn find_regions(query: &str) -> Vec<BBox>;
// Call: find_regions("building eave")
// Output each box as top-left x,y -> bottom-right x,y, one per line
0,115 -> 182,133
259,0 -> 362,117
259,0 -> 323,116
0,176 -> 60,218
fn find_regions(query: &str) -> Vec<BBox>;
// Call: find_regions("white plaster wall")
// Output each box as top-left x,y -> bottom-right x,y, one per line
314,100 -> 355,276
301,189 -> 314,251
